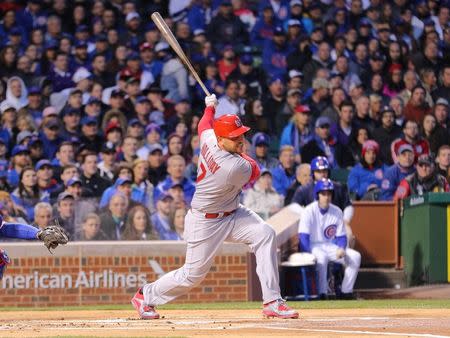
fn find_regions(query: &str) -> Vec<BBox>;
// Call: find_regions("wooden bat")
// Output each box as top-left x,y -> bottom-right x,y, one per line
151,12 -> 211,96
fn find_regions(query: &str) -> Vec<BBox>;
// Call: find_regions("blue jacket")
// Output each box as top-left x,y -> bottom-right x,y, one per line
39,132 -> 63,159
292,181 -> 351,211
380,163 -> 415,201
262,40 -> 290,78
271,165 -> 295,196
154,176 -> 196,206
151,213 -> 180,240
348,163 -> 388,199
280,122 -> 313,156
250,19 -> 277,48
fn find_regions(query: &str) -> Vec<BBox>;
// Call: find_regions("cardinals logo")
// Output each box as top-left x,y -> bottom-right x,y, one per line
324,224 -> 337,239
235,118 -> 242,128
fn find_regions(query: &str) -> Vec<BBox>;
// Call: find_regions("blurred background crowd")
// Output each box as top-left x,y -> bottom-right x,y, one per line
0,0 -> 449,241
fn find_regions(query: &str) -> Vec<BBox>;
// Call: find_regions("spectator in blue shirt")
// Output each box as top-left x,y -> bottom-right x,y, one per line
151,192 -> 180,240
271,145 -> 296,196
348,140 -> 388,200
262,26 -> 290,78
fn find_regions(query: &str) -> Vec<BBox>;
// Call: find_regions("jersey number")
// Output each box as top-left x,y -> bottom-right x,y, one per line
196,162 -> 207,183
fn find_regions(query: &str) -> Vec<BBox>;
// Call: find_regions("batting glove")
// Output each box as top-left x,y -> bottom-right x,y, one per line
205,94 -> 218,108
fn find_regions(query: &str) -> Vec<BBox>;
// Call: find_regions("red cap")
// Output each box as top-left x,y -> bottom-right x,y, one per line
140,42 -> 153,51
362,140 -> 380,157
389,63 -> 402,73
105,121 -> 122,135
295,104 -> 311,114
213,114 -> 250,138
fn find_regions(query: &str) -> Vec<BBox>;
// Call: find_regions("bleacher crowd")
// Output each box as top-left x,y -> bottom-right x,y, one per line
0,0 -> 449,241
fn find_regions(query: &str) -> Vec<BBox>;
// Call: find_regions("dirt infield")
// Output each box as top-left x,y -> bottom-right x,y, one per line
1,308 -> 450,337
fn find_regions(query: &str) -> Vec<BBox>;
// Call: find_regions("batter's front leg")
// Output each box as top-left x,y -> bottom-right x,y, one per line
228,206 -> 281,304
142,210 -> 231,306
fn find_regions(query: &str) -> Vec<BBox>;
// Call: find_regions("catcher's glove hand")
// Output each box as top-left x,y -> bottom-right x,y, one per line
37,219 -> 69,253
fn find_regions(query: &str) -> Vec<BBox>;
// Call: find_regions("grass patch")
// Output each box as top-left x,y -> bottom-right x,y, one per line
1,299 -> 450,312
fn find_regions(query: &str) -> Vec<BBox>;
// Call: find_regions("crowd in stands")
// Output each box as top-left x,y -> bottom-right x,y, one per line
0,0 -> 449,241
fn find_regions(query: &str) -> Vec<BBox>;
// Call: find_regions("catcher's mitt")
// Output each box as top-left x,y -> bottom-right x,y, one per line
37,219 -> 69,253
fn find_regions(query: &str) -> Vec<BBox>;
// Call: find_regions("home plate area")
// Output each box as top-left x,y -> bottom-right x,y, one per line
1,309 -> 450,337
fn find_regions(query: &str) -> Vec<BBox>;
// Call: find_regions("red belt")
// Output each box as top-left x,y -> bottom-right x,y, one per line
204,209 -> 236,219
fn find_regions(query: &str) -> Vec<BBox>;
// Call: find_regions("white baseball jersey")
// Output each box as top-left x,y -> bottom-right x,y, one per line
190,129 -> 252,213
298,201 -> 346,245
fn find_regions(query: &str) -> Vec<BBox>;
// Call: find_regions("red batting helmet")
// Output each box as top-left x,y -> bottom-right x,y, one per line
213,114 -> 250,138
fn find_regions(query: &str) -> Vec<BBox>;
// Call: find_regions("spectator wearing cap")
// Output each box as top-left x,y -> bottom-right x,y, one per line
206,1 -> 248,50
301,117 -> 341,168
103,121 -> 123,150
137,124 -> 162,160
127,118 -> 144,141
243,169 -> 284,220
38,117 -> 63,159
79,116 -> 102,153
107,89 -> 126,114
17,86 -> 43,123
215,79 -> 246,118
194,61 -> 225,103
144,83 -> 176,121
251,133 -> 279,170
348,140 -> 388,200
120,11 -> 142,51
71,67 -> 92,104
360,53 -> 385,88
123,77 -> 143,117
80,152 -> 110,198
11,166 -> 49,222
433,98 -> 449,130
160,46 -> 190,104
140,42 -> 163,80
84,96 -> 103,120
99,176 -> 139,211
151,192 -> 180,240
60,107 -> 81,141
391,120 -> 430,164
6,145 -> 31,189
403,86 -> 432,124
395,154 -> 449,200
147,143 -> 167,186
262,25 -> 289,78
258,0 -> 289,22
98,143 -> 117,181
229,54 -> 266,98
123,51 -> 155,91
303,42 -> 333,89
270,145 -> 296,196
130,96 -> 149,125
382,64 -> 404,99
250,5 -> 277,49
16,130 -> 33,147
217,45 -> 238,82
35,159 -> 60,200
372,107 -> 402,165
263,75 -> 286,134
100,192 -> 129,240
132,158 -> 155,214
304,78 -> 331,120
154,155 -> 195,206
280,104 -> 313,161
70,40 -> 89,70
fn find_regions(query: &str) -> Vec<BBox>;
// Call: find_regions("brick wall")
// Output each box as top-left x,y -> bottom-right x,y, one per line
0,241 -> 249,307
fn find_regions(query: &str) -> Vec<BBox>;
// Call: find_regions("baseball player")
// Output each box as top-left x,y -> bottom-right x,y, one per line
131,94 -> 298,320
0,215 -> 68,279
298,179 -> 361,299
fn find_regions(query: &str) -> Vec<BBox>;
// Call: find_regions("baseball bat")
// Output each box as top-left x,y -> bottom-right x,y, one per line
151,12 -> 211,96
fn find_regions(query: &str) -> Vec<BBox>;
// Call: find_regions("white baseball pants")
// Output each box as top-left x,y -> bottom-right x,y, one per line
142,205 -> 281,305
311,243 -> 361,294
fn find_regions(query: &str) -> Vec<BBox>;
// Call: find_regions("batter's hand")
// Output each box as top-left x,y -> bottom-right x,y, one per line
336,248 -> 345,259
205,94 -> 218,108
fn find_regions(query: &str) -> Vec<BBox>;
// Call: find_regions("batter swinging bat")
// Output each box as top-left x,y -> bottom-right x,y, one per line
151,12 -> 211,96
